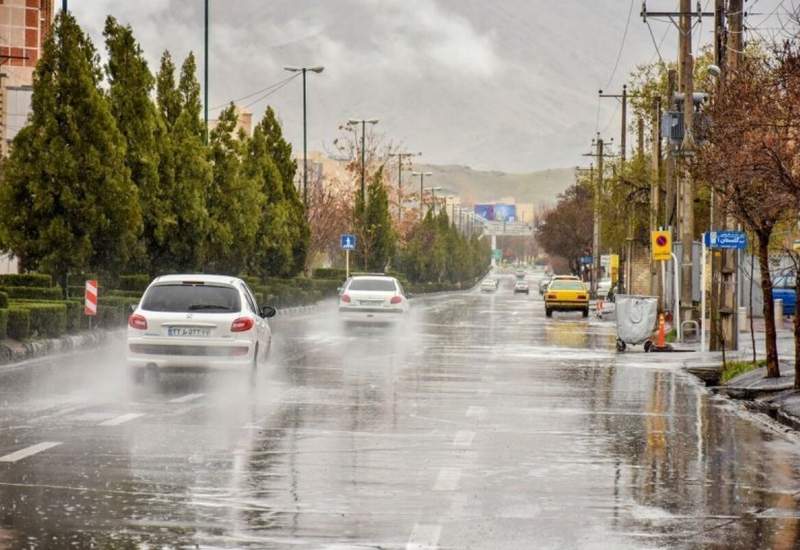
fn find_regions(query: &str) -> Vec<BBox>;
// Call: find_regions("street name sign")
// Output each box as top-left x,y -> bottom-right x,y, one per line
340,234 -> 356,250
703,231 -> 746,250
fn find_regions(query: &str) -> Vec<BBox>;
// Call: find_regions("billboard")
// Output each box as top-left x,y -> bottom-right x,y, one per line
474,203 -> 517,222
494,204 -> 517,222
474,204 -> 495,220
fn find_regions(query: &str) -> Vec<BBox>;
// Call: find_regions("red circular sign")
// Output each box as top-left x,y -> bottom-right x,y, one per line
656,235 -> 668,247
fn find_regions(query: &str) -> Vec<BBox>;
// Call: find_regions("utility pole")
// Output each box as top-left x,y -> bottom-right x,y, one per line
284,67 -> 324,207
677,0 -> 696,326
650,95 -> 662,300
204,0 -> 209,145
389,152 -> 421,222
411,171 -> 432,219
347,119 -> 379,206
664,69 -> 677,232
593,137 -> 604,297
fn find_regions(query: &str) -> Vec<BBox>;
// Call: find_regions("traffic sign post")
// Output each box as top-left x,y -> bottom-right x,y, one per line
341,234 -> 356,279
84,279 -> 97,331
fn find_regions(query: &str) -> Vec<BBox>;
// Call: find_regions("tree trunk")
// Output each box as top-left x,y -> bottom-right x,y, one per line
756,233 -> 780,377
749,251 -> 756,364
795,268 -> 800,390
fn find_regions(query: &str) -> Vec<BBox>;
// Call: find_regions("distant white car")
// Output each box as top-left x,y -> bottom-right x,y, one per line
597,279 -> 612,299
127,274 -> 275,377
514,280 -> 530,294
481,278 -> 498,292
339,275 -> 409,323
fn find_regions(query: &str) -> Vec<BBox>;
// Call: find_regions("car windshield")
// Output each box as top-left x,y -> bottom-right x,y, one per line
348,279 -> 396,292
549,281 -> 585,291
141,284 -> 241,313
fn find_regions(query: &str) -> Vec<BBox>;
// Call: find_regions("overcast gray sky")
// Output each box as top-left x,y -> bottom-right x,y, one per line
72,0 -> 792,173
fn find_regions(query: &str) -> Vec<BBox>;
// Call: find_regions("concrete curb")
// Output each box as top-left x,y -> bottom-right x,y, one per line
0,329 -> 115,366
275,304 -> 319,317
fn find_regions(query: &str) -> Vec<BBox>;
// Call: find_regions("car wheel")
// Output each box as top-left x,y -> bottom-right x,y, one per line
251,344 -> 259,372
616,339 -> 627,352
545,308 -> 553,318
129,367 -> 145,385
582,308 -> 589,318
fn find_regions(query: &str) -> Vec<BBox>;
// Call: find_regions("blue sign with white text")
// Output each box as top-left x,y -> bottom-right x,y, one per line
580,255 -> 593,265
340,234 -> 357,250
704,231 -> 747,249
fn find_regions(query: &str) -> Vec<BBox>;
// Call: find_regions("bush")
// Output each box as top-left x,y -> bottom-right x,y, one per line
7,307 -> 30,340
118,274 -> 151,292
97,304 -> 127,328
0,273 -> 52,287
64,300 -> 86,332
1,286 -> 63,301
0,308 -> 7,339
22,303 -> 67,338
0,291 -> 7,309
240,275 -> 261,288
312,268 -> 347,280
105,289 -> 143,299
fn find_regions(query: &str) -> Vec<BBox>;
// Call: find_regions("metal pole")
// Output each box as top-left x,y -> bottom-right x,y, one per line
360,120 -> 366,205
397,156 -> 403,221
672,251 -> 682,342
204,0 -> 209,145
302,68 -> 308,206
701,236 -> 707,351
62,0 -> 67,11
620,84 -> 627,162
419,174 -> 424,218
346,249 -> 350,280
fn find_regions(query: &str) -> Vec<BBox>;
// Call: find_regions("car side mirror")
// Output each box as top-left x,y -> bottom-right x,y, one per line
127,304 -> 135,315
260,305 -> 277,319
337,287 -> 343,294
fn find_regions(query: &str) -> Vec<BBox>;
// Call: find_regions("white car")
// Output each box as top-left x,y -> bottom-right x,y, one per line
481,278 -> 498,292
338,275 -> 409,323
597,278 -> 612,299
127,274 -> 275,377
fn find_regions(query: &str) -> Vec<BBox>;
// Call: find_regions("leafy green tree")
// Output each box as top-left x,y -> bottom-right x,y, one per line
205,105 -> 262,274
103,16 -> 163,272
354,168 -> 396,272
0,12 -> 141,288
260,106 -> 309,274
245,118 -> 293,277
153,51 -> 210,272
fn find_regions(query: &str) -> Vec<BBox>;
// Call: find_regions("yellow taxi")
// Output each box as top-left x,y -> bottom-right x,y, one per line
544,277 -> 589,318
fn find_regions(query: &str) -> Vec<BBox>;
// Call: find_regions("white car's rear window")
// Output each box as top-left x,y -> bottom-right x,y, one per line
141,284 -> 241,313
348,279 -> 396,291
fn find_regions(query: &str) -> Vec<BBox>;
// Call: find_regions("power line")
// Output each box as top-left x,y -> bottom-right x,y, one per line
605,0 -> 636,89
210,73 -> 300,112
241,74 -> 299,109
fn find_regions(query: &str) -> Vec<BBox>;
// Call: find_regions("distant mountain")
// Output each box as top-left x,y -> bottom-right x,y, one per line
416,164 -> 575,207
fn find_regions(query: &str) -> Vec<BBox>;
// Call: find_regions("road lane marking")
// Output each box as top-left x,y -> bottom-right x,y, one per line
465,406 -> 486,419
406,523 -> 442,550
0,442 -> 61,463
98,413 -> 144,426
433,467 -> 461,491
168,393 -> 205,404
453,430 -> 475,447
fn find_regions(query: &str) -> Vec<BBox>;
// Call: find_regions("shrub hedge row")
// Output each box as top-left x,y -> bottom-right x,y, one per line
0,291 -> 7,309
118,274 -> 151,292
0,309 -> 7,340
312,268 -> 347,280
1,286 -> 63,301
0,273 -> 52,287
7,307 -> 30,340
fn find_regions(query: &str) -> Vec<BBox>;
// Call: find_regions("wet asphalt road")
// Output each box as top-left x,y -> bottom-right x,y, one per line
2,275 -> 800,549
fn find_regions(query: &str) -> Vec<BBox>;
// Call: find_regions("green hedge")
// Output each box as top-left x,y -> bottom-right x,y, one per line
312,268 -> 347,280
118,274 -> 151,292
0,291 -> 7,309
7,307 -> 30,340
0,273 -> 52,288
24,303 -> 67,338
1,286 -> 63,301
105,289 -> 143,299
0,309 -> 7,339
97,304 -> 127,328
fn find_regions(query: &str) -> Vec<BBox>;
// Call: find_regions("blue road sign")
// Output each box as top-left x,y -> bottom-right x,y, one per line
580,255 -> 593,265
340,234 -> 356,250
704,231 -> 747,250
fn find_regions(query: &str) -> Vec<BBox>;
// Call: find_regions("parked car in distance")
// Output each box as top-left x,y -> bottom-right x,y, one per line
127,274 -> 275,378
773,274 -> 796,316
338,275 -> 409,323
481,278 -> 499,293
545,279 -> 590,318
514,280 -> 530,294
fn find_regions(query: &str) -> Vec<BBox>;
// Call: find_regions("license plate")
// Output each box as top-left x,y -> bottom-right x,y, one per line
359,300 -> 383,306
167,327 -> 211,337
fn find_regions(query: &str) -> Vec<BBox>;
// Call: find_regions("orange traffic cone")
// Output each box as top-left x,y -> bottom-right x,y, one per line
656,313 -> 666,348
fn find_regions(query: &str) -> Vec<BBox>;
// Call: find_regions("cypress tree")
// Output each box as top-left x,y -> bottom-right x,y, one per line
0,12 -> 140,287
103,16 -> 162,272
354,168 -> 395,272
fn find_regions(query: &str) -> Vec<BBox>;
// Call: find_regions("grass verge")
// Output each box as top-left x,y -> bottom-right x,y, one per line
721,359 -> 767,384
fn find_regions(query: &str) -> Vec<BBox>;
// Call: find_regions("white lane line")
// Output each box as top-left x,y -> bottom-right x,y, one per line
433,467 -> 461,491
406,523 -> 442,550
98,413 -> 144,426
168,393 -> 205,404
0,442 -> 61,463
465,406 -> 486,419
453,430 -> 475,448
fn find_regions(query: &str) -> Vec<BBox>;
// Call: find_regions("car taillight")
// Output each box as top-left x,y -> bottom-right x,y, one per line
128,314 -> 147,330
231,317 -> 254,332
341,294 -> 351,303
390,295 -> 402,304
577,294 -> 587,300
547,294 -> 557,299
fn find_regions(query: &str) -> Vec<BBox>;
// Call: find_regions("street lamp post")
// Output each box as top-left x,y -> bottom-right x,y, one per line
284,66 -> 324,206
411,171 -> 433,218
348,118 -> 379,205
389,151 -> 421,222
428,186 -> 443,215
